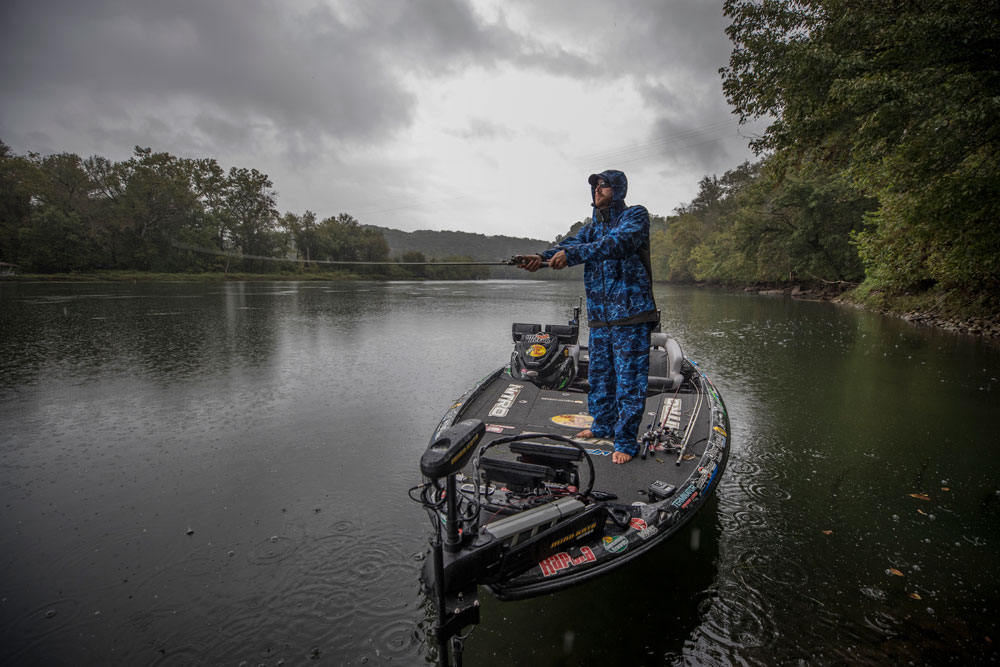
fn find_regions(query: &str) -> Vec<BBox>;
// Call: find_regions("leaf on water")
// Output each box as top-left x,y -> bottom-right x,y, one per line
822,530 -> 833,535
917,508 -> 927,515
888,568 -> 904,577
908,493 -> 931,501
909,592 -> 922,600
941,487 -> 950,491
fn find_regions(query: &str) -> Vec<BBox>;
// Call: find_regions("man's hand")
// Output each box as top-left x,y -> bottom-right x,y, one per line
549,250 -> 568,270
518,254 -> 544,272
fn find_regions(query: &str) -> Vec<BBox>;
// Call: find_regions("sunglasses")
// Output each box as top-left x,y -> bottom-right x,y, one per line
594,180 -> 611,190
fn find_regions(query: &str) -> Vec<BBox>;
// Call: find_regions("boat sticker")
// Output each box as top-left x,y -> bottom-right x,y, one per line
549,520 -> 599,549
696,463 -> 717,490
539,546 -> 596,577
485,423 -> 516,432
671,484 -> 699,509
602,535 -> 628,554
551,414 -> 593,429
637,525 -> 659,540
629,518 -> 648,531
528,344 -> 548,357
660,398 -> 683,429
585,448 -> 612,457
488,384 -> 524,417
540,397 -> 585,404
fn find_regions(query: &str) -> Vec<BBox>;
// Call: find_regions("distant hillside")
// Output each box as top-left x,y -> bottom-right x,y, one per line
363,225 -> 583,280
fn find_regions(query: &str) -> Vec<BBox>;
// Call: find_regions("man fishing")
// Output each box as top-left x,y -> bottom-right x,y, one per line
518,169 -> 658,464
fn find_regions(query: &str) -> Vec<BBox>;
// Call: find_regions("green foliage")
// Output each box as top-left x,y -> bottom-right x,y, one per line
649,158 -> 873,286
721,0 -> 1000,298
0,143 -> 406,277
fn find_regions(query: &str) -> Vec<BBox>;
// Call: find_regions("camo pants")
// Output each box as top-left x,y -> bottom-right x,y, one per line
587,322 -> 652,456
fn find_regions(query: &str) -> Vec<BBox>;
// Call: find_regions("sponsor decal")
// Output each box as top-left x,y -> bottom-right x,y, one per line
585,448 -> 612,457
485,423 -> 516,433
488,384 -> 524,417
602,535 -> 628,554
695,463 -> 719,490
713,425 -> 728,438
660,398 -> 683,429
449,432 -> 482,466
539,546 -> 597,577
526,333 -> 551,343
528,344 -> 548,357
549,520 -> 599,549
551,414 -> 593,429
670,484 -> 699,509
540,397 -> 585,404
637,525 -> 658,540
629,518 -> 648,531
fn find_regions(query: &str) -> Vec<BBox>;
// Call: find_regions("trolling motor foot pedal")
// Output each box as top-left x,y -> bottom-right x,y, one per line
648,480 -> 676,501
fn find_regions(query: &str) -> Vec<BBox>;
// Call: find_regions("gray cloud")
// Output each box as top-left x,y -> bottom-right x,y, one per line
0,0 -> 755,230
509,0 -> 745,170
0,0 -> 589,158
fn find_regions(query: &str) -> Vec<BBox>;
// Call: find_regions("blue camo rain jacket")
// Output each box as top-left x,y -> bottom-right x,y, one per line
540,170 -> 657,326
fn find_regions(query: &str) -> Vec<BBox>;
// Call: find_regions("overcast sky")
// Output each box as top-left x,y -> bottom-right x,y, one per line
1,0 -> 763,241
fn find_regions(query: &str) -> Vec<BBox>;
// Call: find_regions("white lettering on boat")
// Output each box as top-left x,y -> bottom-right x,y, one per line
660,398 -> 683,429
488,384 -> 524,417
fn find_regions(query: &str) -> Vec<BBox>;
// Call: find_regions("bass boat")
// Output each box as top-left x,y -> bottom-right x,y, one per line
412,306 -> 730,665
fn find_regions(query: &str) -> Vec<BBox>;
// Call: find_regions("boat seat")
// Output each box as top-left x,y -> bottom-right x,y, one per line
647,333 -> 684,392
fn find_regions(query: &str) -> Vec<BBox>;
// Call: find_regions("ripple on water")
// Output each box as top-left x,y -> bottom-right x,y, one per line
246,535 -> 298,564
736,549 -> 810,588
9,598 -> 82,640
695,580 -> 776,652
719,498 -> 769,532
739,479 -> 793,502
368,618 -> 421,661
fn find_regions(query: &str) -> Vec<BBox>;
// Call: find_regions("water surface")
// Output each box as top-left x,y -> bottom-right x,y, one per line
1,280 -> 997,665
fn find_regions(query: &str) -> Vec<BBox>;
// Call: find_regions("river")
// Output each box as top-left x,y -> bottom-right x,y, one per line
1,280 -> 997,666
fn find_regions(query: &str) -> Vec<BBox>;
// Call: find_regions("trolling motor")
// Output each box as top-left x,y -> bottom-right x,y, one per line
416,418 -> 605,666
419,420 -> 487,666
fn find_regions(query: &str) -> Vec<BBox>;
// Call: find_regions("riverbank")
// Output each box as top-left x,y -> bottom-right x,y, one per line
745,282 -> 1000,339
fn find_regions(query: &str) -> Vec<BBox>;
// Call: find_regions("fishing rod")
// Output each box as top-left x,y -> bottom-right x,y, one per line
170,241 -> 548,267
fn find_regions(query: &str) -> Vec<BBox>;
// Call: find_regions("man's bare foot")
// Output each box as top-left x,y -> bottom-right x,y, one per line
574,429 -> 594,439
612,451 -> 632,464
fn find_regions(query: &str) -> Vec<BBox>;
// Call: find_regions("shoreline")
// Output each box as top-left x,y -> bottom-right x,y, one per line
741,283 -> 1000,340
4,271 -> 998,340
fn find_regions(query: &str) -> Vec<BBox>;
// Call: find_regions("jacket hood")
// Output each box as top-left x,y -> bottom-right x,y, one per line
588,170 -> 628,206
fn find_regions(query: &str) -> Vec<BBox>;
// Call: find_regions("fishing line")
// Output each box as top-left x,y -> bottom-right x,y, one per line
170,240 -> 541,266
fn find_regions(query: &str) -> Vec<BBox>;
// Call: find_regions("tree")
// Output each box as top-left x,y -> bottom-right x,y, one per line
721,0 -> 1000,296
0,141 -> 34,264
221,167 -> 279,271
